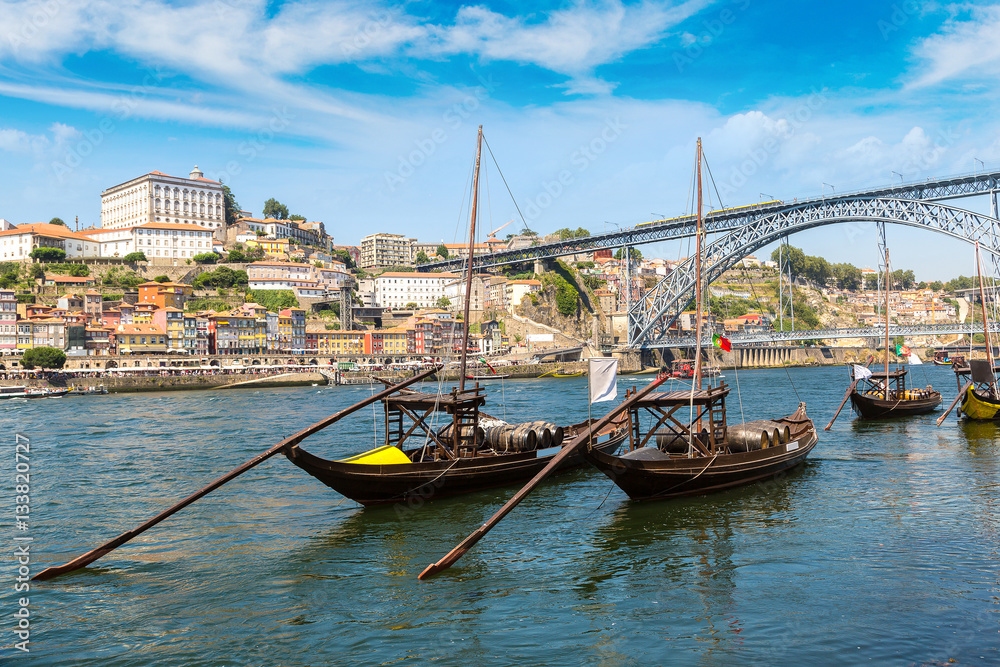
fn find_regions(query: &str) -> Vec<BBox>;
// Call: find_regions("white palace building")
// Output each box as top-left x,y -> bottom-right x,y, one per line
101,166 -> 226,231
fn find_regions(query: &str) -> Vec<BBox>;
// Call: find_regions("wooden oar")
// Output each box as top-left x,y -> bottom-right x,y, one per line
34,367 -> 440,582
824,378 -> 860,431
418,374 -> 668,580
936,381 -> 972,426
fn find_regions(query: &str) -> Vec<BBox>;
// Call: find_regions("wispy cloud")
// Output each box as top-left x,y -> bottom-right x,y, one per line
908,4 -> 1000,88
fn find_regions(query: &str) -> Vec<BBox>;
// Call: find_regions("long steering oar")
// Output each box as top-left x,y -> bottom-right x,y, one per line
824,378 -> 860,431
34,366 -> 440,582
418,374 -> 668,580
936,381 -> 972,426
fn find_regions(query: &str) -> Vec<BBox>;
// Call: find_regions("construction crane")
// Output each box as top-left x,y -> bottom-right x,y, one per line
486,220 -> 512,239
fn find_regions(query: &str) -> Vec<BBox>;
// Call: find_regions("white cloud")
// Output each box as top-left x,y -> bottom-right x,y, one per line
0,122 -> 80,158
908,4 -> 1000,88
421,0 -> 707,91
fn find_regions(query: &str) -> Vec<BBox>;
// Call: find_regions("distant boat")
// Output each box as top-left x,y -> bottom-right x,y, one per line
538,369 -> 584,378
465,374 -> 511,380
0,386 -> 28,400
24,387 -> 70,399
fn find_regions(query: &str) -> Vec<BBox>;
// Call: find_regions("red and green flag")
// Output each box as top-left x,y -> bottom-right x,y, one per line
712,333 -> 732,352
895,344 -> 911,357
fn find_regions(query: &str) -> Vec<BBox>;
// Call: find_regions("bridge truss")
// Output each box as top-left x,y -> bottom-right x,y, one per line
628,197 -> 1000,348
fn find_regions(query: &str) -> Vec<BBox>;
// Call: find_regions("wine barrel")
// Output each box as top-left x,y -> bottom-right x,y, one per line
726,422 -> 771,452
437,423 -> 485,445
527,421 -> 553,449
655,432 -> 691,454
486,424 -> 537,453
547,423 -> 565,447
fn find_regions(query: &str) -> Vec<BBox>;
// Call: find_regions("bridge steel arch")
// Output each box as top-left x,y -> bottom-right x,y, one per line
628,197 -> 1000,349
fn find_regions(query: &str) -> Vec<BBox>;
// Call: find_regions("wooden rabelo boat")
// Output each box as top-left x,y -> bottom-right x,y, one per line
846,365 -> 941,419
418,138 -> 820,579
284,383 -> 627,505
581,139 -> 815,501
286,125 -> 627,505
939,243 -> 1000,423
827,241 -> 940,428
582,385 -> 817,501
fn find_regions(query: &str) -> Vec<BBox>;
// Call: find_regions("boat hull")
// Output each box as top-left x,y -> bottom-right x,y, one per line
849,390 -> 941,418
285,422 -> 627,506
582,408 -> 818,502
960,385 -> 1000,420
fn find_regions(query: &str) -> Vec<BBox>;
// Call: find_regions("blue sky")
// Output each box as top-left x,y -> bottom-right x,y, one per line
2,0 -> 1000,280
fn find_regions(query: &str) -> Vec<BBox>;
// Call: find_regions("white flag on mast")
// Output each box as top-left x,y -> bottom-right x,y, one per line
852,364 -> 873,380
589,357 -> 619,403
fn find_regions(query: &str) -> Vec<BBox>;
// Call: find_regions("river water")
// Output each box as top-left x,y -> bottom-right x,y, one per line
1,365 -> 997,665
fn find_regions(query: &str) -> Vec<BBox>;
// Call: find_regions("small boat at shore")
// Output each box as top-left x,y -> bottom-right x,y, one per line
0,386 -> 28,399
67,385 -> 108,396
25,387 -> 70,399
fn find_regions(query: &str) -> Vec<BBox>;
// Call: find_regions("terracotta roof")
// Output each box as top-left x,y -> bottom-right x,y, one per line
116,323 -> 165,335
0,223 -> 92,241
377,272 -> 459,278
44,275 -> 93,283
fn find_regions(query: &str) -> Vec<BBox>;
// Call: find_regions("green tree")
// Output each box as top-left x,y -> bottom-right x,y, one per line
802,255 -> 831,285
436,296 -> 451,308
29,264 -> 45,280
221,182 -> 242,226
415,251 -> 430,264
289,214 -> 306,222
30,247 -> 65,262
247,289 -> 298,311
0,263 -> 19,289
193,252 -> 218,264
436,244 -> 449,258
929,280 -> 944,292
49,217 -> 66,226
404,302 -> 418,309
123,251 -> 147,263
262,198 -> 289,220
153,275 -> 169,283
771,245 -> 806,278
22,346 -> 67,370
555,227 -> 591,240
227,248 -> 248,263
831,262 -> 862,291
614,248 -> 642,261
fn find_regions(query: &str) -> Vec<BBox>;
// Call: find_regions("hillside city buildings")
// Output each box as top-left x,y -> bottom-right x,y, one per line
0,163 -> 975,365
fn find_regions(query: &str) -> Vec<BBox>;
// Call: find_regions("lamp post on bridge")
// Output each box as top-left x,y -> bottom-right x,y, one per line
975,158 -> 985,175
822,182 -> 835,197
891,171 -> 903,187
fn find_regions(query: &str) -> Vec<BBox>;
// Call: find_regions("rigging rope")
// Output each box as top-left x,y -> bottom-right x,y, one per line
482,134 -> 530,232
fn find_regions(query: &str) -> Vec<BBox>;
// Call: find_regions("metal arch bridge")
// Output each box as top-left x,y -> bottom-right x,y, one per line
418,170 -> 1000,272
627,196 -> 1000,349
663,322 -> 1000,348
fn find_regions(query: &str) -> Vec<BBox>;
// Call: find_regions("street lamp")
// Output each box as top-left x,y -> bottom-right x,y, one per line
891,171 -> 903,186
760,193 -> 776,202
822,182 -> 835,195
975,158 -> 985,175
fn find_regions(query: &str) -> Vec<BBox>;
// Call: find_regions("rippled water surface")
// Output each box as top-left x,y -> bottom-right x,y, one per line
2,366 -> 998,665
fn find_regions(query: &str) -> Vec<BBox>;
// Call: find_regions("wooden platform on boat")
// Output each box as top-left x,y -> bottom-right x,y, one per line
384,387 -> 486,410
635,384 -> 731,407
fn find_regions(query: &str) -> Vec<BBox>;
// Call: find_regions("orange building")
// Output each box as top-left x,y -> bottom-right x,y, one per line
137,281 -> 194,310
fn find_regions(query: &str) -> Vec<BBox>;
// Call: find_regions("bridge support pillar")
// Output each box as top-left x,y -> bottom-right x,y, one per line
534,258 -> 553,275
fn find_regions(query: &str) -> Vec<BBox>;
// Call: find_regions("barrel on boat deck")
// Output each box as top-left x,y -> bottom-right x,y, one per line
437,423 -> 485,445
726,422 -> 771,452
486,424 -> 537,452
527,421 -> 553,449
655,432 -> 693,454
547,423 -> 565,447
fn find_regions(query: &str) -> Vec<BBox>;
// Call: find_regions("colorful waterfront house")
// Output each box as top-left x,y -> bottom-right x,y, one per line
265,311 -> 279,350
16,321 -> 32,350
194,313 -> 212,355
84,326 -> 112,355
328,331 -> 365,355
245,237 -> 292,259
133,302 -> 157,324
208,313 -> 238,355
0,287 -> 15,353
117,303 -> 135,326
115,323 -> 166,354
182,313 -> 197,354
23,303 -> 55,319
65,323 -> 87,356
138,281 -> 194,310
84,289 -> 103,320
364,327 -> 407,356
31,318 -> 66,349
305,326 -> 319,352
279,307 -> 306,353
56,293 -> 84,312
152,307 -> 186,351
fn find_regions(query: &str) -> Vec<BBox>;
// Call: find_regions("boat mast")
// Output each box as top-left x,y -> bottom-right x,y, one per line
975,242 -> 997,398
458,125 -> 483,393
693,137 -> 704,390
884,247 -> 891,400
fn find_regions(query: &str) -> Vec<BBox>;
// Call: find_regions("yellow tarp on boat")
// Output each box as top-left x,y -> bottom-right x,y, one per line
336,445 -> 411,465
961,386 -> 1000,420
